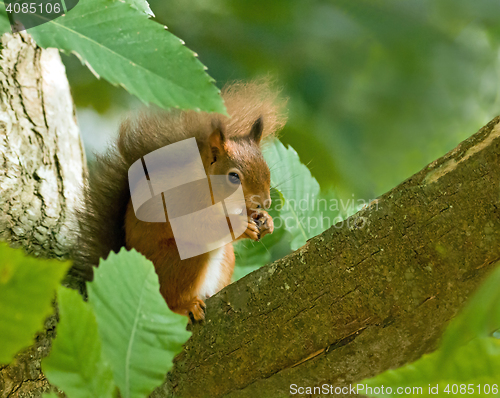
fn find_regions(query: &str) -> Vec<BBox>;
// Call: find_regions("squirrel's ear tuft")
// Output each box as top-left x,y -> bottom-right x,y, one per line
209,121 -> 225,162
249,116 -> 264,144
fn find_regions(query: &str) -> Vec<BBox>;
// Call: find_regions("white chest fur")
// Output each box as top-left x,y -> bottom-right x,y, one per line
198,247 -> 225,299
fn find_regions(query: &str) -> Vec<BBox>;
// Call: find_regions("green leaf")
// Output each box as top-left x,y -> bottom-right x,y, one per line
0,244 -> 71,364
233,240 -> 271,277
42,393 -> 60,398
28,0 -> 226,114
440,264 -> 500,355
361,337 -> 500,397
123,0 -> 154,17
361,264 -> 500,397
0,1 -> 10,35
233,212 -> 287,280
234,141 -> 343,278
263,140 -> 341,250
88,248 -> 191,398
43,287 -> 115,398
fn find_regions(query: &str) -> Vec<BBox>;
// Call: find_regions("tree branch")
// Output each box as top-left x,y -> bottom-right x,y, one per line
152,117 -> 500,398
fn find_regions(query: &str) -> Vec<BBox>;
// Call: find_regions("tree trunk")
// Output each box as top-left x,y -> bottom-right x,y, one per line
1,32 -> 500,398
0,32 -> 85,256
0,32 -> 85,397
152,117 -> 500,398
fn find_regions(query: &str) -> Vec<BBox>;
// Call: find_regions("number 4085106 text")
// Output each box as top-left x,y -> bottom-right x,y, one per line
6,3 -> 62,14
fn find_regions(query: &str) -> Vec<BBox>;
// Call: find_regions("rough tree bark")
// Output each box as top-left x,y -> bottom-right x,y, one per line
1,32 -> 500,398
0,33 -> 85,397
0,33 -> 85,254
152,117 -> 500,398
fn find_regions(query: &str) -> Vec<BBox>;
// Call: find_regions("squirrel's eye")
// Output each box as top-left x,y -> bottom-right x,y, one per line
228,172 -> 240,184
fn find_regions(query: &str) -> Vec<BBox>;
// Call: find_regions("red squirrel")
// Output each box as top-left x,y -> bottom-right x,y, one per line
73,80 -> 287,321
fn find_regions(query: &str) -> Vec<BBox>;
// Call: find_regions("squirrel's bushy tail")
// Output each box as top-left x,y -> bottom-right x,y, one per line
71,140 -> 132,281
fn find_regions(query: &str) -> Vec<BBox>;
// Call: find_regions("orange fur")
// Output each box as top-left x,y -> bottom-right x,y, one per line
72,80 -> 287,321
124,200 -> 238,320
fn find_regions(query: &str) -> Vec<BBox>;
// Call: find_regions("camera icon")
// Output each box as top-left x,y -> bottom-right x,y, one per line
128,137 -> 247,259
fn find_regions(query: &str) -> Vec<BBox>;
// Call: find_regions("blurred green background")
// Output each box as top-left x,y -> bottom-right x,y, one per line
65,0 -> 500,201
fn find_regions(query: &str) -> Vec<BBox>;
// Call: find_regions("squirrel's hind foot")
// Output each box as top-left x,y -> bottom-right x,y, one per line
187,297 -> 206,323
170,296 -> 206,322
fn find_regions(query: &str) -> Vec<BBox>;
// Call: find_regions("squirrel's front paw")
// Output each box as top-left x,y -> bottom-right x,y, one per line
239,211 -> 274,241
188,297 -> 206,323
252,210 -> 274,239
242,219 -> 260,241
